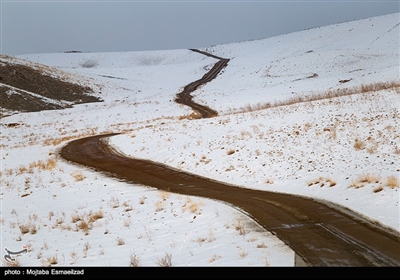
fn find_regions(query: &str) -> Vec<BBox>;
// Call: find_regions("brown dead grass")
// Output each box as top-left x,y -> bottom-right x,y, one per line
354,139 -> 366,150
385,176 -> 399,189
156,253 -> 172,267
349,173 -> 382,189
236,80 -> 400,114
179,111 -> 202,120
71,170 -> 85,182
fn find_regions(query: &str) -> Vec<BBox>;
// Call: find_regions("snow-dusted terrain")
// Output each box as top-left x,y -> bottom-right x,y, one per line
1,13 -> 399,267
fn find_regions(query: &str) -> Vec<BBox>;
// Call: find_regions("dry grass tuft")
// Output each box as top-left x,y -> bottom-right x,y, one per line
71,170 -> 85,181
89,210 -> 104,222
179,111 -> 202,120
158,190 -> 171,201
257,242 -> 267,248
47,254 -> 58,265
239,249 -> 248,259
235,80 -> 400,114
76,220 -> 91,235
82,242 -> 91,258
307,177 -> 336,187
3,258 -> 21,267
156,253 -> 172,267
155,200 -> 165,212
265,178 -> 274,184
209,254 -> 222,263
109,197 -> 120,208
130,254 -> 140,267
235,219 -> 247,235
188,202 -> 200,214
71,212 -> 81,223
72,209 -> 103,234
19,222 -> 35,235
116,237 -> 125,246
385,176 -> 399,189
70,250 -> 79,265
359,174 -> 380,184
139,196 -> 146,205
354,139 -> 365,150
349,173 -> 382,189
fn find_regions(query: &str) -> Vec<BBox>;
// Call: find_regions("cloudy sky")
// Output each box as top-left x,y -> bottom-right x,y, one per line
1,0 -> 399,56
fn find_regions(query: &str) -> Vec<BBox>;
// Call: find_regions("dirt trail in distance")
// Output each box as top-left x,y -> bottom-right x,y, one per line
174,49 -> 229,118
59,50 -> 400,266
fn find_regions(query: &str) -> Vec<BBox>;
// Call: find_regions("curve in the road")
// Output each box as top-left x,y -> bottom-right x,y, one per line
174,49 -> 229,118
60,134 -> 400,267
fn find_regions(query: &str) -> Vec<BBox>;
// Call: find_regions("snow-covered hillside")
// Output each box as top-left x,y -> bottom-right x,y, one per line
1,13 -> 399,267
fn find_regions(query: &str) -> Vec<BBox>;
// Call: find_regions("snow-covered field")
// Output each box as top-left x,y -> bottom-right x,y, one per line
1,13 -> 399,267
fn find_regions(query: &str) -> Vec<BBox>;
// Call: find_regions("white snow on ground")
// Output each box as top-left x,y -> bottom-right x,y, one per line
1,12 -> 399,267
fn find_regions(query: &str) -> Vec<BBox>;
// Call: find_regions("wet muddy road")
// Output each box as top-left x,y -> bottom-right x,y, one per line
60,134 -> 400,266
59,50 -> 400,266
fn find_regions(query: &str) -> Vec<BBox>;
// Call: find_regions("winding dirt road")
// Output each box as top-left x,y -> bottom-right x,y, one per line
59,50 -> 400,266
175,49 -> 229,118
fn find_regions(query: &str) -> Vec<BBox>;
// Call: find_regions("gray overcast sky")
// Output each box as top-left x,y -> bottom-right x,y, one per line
1,0 -> 399,56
